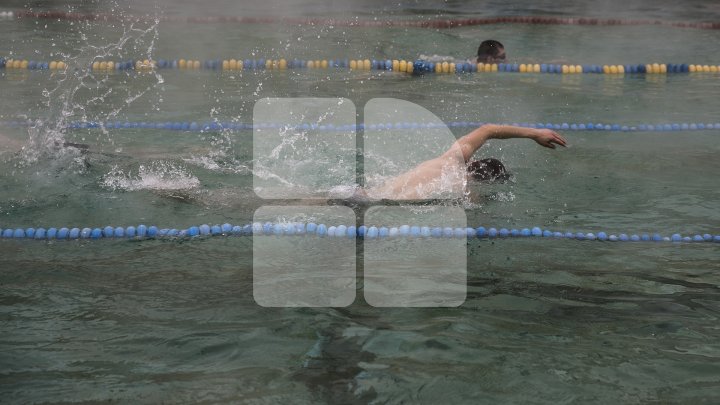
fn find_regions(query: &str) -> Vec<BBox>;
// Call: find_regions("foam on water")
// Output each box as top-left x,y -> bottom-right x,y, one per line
101,161 -> 200,191
183,154 -> 250,174
183,132 -> 250,174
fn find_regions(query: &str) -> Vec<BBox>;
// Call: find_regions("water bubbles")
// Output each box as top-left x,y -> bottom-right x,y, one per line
253,82 -> 264,97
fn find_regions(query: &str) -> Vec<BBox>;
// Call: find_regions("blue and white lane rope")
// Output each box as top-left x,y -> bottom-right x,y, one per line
2,120 -> 719,133
1,223 -> 718,243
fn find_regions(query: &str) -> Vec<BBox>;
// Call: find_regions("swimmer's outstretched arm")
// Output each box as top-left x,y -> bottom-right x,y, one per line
450,124 -> 567,162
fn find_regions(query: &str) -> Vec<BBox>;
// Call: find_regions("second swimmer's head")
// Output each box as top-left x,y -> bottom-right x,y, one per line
477,40 -> 506,63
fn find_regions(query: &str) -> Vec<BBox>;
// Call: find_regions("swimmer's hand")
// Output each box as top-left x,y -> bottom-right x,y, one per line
532,129 -> 567,149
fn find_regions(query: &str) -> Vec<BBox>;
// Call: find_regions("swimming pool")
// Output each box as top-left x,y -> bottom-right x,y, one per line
1,0 -> 720,403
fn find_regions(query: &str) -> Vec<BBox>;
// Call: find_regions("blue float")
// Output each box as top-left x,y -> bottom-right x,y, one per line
1,221 -> 717,245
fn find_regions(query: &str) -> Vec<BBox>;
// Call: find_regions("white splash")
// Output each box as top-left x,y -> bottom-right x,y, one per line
102,161 -> 200,191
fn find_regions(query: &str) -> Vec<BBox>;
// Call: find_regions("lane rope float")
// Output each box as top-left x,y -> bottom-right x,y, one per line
1,222 -> 718,244
2,120 -> 718,133
2,56 -> 720,76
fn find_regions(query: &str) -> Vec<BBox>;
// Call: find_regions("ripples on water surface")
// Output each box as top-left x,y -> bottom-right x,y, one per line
1,0 -> 720,403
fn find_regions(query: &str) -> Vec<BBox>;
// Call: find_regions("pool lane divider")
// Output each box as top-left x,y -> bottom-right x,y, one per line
2,120 -> 718,133
1,223 -> 718,244
5,10 -> 720,30
2,56 -> 720,75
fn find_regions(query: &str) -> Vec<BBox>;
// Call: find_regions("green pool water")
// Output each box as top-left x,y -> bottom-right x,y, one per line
1,0 -> 720,403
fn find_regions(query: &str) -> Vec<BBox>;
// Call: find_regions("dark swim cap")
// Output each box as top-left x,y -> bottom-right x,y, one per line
467,158 -> 510,182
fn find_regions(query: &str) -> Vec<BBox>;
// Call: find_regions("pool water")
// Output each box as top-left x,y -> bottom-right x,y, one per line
1,1 -> 720,403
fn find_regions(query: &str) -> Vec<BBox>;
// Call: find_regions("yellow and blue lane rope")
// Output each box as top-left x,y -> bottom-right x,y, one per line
2,56 -> 719,75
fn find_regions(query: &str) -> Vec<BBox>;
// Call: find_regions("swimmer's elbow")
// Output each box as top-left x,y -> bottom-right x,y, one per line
455,125 -> 493,161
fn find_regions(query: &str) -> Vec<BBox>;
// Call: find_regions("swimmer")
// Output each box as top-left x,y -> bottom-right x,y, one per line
360,124 -> 566,200
480,41 -> 567,66
419,39 -> 506,64
476,39 -> 506,63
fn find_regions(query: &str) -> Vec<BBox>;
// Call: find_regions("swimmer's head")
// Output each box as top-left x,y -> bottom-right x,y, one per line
477,40 -> 506,63
467,158 -> 510,182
